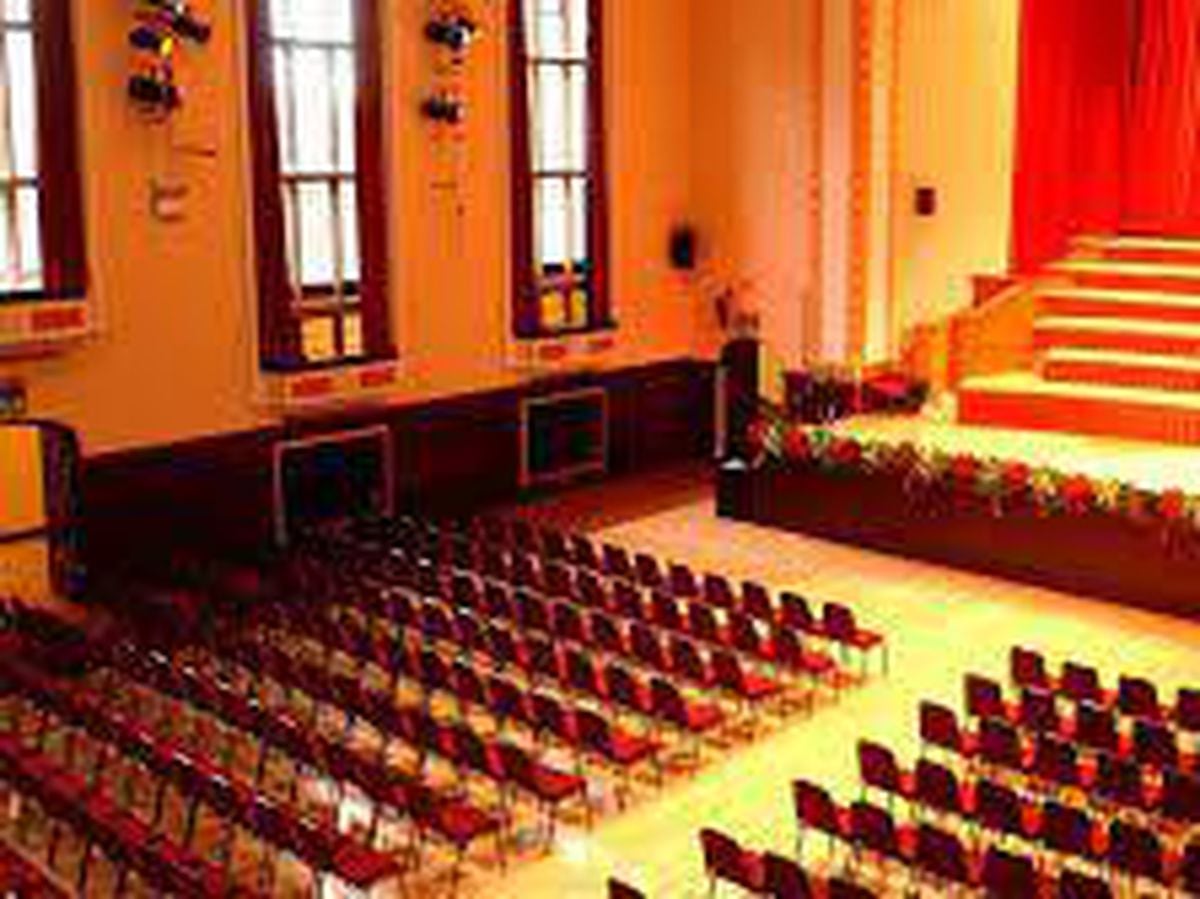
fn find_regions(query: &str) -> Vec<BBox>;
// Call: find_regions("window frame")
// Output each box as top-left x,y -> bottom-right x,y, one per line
510,0 -> 611,340
0,0 -> 87,305
246,0 -> 393,372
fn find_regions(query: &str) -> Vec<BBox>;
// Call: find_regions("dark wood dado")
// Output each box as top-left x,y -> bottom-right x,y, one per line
718,464 -> 1200,620
82,358 -> 714,569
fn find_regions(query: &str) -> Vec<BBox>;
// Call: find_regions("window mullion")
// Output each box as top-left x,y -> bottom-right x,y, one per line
0,26 -> 19,288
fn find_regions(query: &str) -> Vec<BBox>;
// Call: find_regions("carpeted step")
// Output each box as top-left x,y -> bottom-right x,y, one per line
1038,288 -> 1200,324
1048,258 -> 1200,294
1034,316 -> 1200,356
959,372 -> 1200,445
1043,348 -> 1200,393
1073,234 -> 1200,267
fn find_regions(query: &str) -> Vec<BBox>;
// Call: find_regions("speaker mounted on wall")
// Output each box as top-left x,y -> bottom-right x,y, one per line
668,225 -> 698,271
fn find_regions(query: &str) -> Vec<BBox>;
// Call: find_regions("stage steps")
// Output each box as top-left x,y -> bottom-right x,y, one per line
959,235 -> 1200,444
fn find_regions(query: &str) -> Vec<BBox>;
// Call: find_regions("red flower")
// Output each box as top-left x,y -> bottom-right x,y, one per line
830,437 -> 862,468
1060,475 -> 1094,514
1002,462 -> 1031,495
745,419 -> 770,457
950,454 -> 979,487
782,426 -> 811,463
1160,489 -> 1186,523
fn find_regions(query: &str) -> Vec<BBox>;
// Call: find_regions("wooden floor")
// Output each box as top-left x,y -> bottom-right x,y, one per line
461,466 -> 1200,899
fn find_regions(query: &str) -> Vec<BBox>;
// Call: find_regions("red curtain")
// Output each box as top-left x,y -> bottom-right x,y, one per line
1123,0 -> 1200,234
1011,0 -> 1136,273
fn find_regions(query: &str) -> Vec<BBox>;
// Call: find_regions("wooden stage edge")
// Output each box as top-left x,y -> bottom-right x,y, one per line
716,463 -> 1200,621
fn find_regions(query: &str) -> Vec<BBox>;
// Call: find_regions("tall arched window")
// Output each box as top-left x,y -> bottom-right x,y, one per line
247,0 -> 392,370
511,0 -> 610,339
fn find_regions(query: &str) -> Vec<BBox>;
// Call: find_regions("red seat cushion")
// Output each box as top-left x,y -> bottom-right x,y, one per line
331,837 -> 403,888
684,700 -> 724,733
607,730 -> 658,766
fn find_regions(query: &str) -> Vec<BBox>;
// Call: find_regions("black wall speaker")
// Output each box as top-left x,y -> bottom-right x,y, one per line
669,225 -> 697,271
915,186 -> 937,217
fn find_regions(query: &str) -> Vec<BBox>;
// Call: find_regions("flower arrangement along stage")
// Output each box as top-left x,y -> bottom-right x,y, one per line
742,413 -> 1200,537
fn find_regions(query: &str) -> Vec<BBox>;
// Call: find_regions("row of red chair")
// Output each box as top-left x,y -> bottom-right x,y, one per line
0,837 -> 69,899
226,631 -> 591,842
792,777 -> 1194,896
338,515 -> 888,676
287,583 -> 730,753
963,674 -> 1198,776
699,827 -> 875,898
104,641 -> 502,889
0,730 -> 261,899
316,541 -> 835,694
922,698 -> 1197,787
266,604 -> 695,784
857,738 -> 1200,883
1010,646 -> 1200,734
2,651 -> 403,895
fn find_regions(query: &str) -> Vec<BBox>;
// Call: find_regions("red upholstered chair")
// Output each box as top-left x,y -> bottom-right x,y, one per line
699,828 -> 765,896
651,591 -> 684,632
914,824 -> 973,889
980,846 -> 1038,898
1019,687 -> 1061,735
483,582 -> 514,622
772,626 -> 837,683
1107,819 -> 1166,886
651,677 -> 723,741
515,590 -> 551,634
915,759 -> 970,818
1094,751 -> 1150,813
703,573 -> 737,609
634,553 -> 664,590
668,563 -> 698,598
630,624 -> 669,673
1072,701 -> 1118,754
791,778 -> 851,857
822,603 -> 886,674
1010,646 -> 1051,691
1134,718 -> 1179,770
614,581 -> 648,622
578,570 -> 609,609
565,648 -> 605,700
740,581 -> 775,622
965,674 -> 1014,723
1176,688 -> 1200,733
1061,661 -> 1107,706
1041,801 -> 1102,862
602,544 -> 635,581
780,592 -> 821,636
1180,842 -> 1200,896
552,601 -> 587,645
498,741 -> 585,843
976,779 -> 1035,840
1117,675 -> 1162,721
762,852 -> 813,899
850,801 -> 910,864
589,612 -> 627,656
978,717 -> 1029,774
1033,735 -> 1082,793
543,561 -> 575,599
857,740 -> 914,811
919,702 -> 976,760
571,534 -> 600,570
687,601 -> 726,647
712,649 -> 782,707
606,663 -> 655,718
669,636 -> 714,688
1161,768 -> 1200,825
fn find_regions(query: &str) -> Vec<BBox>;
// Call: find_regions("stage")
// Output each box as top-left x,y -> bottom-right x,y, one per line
718,409 -> 1200,619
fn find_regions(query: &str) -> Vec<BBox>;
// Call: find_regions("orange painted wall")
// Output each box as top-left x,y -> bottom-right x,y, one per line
690,0 -> 822,371
2,0 -> 706,456
891,0 -> 1021,331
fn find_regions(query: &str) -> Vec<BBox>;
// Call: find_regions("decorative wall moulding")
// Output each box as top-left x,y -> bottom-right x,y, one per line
261,360 -> 401,415
0,301 -> 92,356
507,328 -> 619,373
